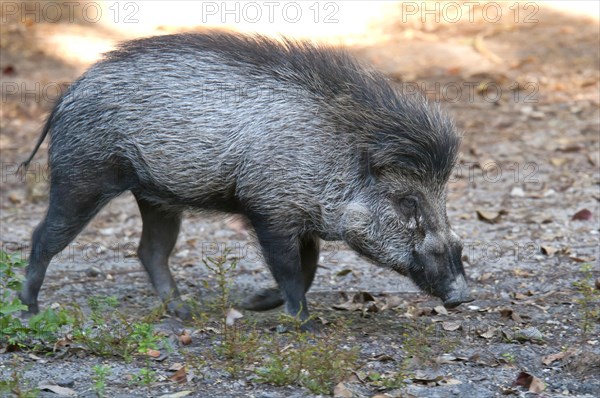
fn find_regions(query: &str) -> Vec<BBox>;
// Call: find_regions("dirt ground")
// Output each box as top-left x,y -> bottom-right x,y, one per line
1,2 -> 599,397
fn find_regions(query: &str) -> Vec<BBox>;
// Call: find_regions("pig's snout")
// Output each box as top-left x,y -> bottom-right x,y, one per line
442,275 -> 474,308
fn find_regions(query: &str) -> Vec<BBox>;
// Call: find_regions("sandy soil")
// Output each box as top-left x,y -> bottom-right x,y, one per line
1,2 -> 598,397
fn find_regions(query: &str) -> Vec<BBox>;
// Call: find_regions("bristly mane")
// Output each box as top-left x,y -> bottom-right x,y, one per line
107,31 -> 460,183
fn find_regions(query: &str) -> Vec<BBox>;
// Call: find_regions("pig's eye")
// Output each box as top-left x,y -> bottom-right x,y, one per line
396,196 -> 418,215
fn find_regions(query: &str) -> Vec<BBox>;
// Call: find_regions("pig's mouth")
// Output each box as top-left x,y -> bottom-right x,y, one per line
440,275 -> 474,308
442,293 -> 474,308
407,259 -> 474,308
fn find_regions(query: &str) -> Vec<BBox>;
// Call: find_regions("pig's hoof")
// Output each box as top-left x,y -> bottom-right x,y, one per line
276,319 -> 323,335
18,294 -> 39,319
240,287 -> 284,311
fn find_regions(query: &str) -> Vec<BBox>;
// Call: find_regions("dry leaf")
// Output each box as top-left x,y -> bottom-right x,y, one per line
478,326 -> 496,339
542,348 -> 580,366
542,351 -> 567,365
476,209 -> 507,224
169,363 -> 185,371
336,269 -> 353,277
333,292 -> 381,314
381,295 -> 404,310
550,157 -> 568,167
439,378 -> 462,385
433,305 -> 448,315
442,321 -> 461,331
572,209 -> 592,221
512,269 -> 534,278
412,370 -> 444,383
513,327 -> 544,343
146,349 -> 161,358
479,272 -> 493,281
540,245 -> 558,256
333,382 -> 353,398
499,308 -> 524,323
38,384 -> 77,396
157,391 -> 193,398
416,306 -> 433,316
169,367 -> 187,384
570,255 -> 595,263
369,353 -> 395,362
2,65 -> 15,75
513,292 -> 530,300
435,353 -> 466,364
225,308 -> 243,326
354,292 -> 376,303
332,301 -> 362,311
513,371 -> 546,393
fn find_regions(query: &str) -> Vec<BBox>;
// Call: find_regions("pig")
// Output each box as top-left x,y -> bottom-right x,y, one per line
19,32 -> 472,328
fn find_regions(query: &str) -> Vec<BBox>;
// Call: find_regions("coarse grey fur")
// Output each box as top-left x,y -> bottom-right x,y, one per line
19,32 -> 471,329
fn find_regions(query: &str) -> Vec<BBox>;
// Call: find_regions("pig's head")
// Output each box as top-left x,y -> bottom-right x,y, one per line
341,182 -> 472,308
339,97 -> 472,308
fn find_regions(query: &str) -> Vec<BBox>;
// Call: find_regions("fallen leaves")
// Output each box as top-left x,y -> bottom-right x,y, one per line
498,307 -> 524,323
432,305 -> 448,315
441,321 -> 461,331
157,391 -> 193,398
146,349 -> 161,358
168,366 -> 187,384
539,245 -> 558,256
504,327 -> 544,344
512,371 -> 546,393
542,348 -> 579,366
333,382 -> 353,398
38,384 -> 77,396
412,370 -> 462,387
332,292 -> 404,316
225,308 -> 243,326
572,208 -> 592,221
476,209 -> 508,224
478,326 -> 497,339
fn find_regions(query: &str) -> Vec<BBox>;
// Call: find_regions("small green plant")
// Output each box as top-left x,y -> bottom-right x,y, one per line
401,320 -> 458,366
573,264 -> 600,337
366,370 -> 407,390
256,316 -> 359,395
216,322 -> 262,377
91,364 -> 111,397
71,295 -> 161,361
501,352 -> 516,364
132,366 -> 157,386
198,253 -> 359,394
202,252 -> 237,317
0,251 -> 73,348
0,356 -> 39,398
0,251 -> 29,345
130,322 -> 161,354
203,252 -> 261,376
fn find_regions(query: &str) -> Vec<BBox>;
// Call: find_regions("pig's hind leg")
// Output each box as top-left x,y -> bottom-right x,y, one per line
135,196 -> 191,320
19,172 -> 121,315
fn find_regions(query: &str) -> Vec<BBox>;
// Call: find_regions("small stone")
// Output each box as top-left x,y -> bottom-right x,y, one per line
510,187 -> 525,197
530,111 -> 545,119
85,267 -> 102,277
